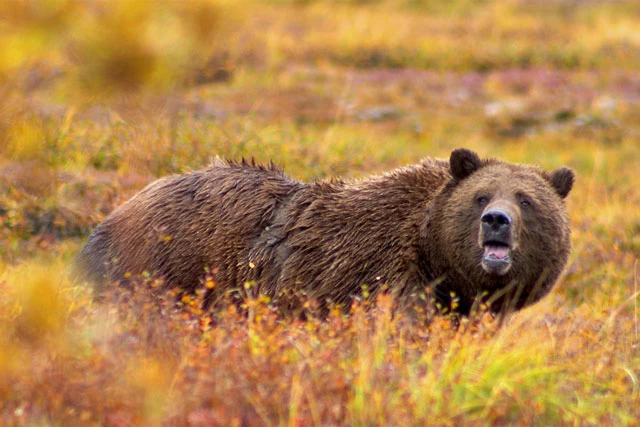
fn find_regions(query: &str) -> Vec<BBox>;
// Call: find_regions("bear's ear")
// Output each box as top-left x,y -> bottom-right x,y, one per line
450,148 -> 482,180
549,166 -> 575,199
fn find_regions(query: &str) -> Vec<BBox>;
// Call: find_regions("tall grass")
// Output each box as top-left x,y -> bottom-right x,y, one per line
1,0 -> 639,424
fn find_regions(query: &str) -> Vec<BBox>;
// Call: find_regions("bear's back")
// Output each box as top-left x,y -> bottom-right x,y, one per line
77,160 -> 308,294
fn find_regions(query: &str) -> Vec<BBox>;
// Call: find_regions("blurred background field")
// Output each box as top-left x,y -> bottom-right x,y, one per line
1,0 -> 639,424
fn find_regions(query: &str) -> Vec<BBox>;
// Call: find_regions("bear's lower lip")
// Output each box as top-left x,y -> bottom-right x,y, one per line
482,243 -> 512,275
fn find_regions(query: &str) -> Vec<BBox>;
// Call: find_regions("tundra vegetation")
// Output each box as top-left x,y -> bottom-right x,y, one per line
1,0 -> 639,425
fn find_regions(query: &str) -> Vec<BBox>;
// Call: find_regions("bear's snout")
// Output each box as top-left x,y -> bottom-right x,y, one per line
481,209 -> 512,233
479,204 -> 519,276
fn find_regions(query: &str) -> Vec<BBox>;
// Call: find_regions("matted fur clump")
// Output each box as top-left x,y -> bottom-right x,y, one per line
76,149 -> 574,316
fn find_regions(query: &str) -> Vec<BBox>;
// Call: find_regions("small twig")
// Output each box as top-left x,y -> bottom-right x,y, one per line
635,259 -> 638,341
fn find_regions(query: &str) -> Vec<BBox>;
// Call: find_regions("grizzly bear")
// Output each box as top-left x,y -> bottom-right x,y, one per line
76,149 -> 574,316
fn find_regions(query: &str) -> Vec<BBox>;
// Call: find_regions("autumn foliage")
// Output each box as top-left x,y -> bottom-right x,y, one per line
1,1 -> 639,425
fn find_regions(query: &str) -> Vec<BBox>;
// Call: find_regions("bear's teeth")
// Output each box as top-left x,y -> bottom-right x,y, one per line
484,245 -> 510,259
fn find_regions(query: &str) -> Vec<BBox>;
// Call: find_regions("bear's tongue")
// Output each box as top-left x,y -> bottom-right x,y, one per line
484,244 -> 509,259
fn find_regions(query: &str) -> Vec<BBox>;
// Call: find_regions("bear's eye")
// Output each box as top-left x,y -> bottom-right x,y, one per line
519,196 -> 534,208
476,195 -> 490,207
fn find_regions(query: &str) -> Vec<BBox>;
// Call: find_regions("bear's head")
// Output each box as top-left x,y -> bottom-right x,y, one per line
426,148 -> 575,315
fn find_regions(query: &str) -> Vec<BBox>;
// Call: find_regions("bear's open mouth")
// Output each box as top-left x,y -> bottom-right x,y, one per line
481,241 -> 512,275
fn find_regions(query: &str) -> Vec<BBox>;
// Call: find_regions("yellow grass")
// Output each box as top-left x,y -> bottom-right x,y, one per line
1,0 -> 639,424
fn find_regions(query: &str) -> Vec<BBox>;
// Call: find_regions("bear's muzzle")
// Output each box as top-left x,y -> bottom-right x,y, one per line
479,205 -> 519,276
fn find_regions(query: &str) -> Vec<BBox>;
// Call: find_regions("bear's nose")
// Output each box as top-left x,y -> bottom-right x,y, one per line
481,209 -> 512,232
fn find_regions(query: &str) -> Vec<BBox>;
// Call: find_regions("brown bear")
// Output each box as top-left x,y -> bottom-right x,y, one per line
75,149 -> 574,316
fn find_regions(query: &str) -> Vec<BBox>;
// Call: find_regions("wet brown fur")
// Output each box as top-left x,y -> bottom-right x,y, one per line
76,150 -> 574,316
